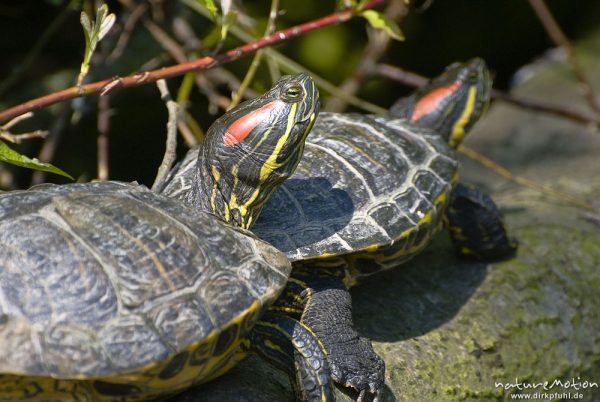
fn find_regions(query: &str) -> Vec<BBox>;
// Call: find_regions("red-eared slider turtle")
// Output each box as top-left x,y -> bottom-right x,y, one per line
0,73 -> 330,401
163,59 -> 516,401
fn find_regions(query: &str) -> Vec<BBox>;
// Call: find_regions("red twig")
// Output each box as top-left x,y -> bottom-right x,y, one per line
0,0 -> 385,124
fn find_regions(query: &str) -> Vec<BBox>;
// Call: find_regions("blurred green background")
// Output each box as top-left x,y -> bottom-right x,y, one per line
0,0 -> 599,188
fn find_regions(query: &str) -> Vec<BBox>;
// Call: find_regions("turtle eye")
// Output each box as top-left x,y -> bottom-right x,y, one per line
283,84 -> 303,101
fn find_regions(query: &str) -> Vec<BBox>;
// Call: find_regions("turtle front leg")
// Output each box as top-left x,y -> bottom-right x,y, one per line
445,183 -> 517,260
277,266 -> 385,401
248,312 -> 335,401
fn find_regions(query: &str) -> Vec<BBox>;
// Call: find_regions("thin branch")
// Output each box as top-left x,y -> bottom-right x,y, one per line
229,0 -> 280,110
118,0 -> 230,111
325,0 -> 409,112
528,0 -> 600,114
177,116 -> 198,147
152,79 -> 180,192
490,89 -> 599,129
209,14 -> 387,114
107,2 -> 148,62
0,112 -> 48,143
375,63 -> 426,87
0,0 -> 386,124
1,112 -> 37,131
31,103 -> 72,185
459,145 -> 597,212
0,130 -> 48,144
97,94 -> 111,181
272,52 -> 387,114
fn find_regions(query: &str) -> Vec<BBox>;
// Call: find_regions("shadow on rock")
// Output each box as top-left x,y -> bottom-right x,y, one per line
351,233 -> 489,343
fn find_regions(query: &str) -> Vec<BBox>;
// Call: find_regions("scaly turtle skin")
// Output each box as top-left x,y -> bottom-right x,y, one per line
0,73 -> 329,401
164,59 -> 516,401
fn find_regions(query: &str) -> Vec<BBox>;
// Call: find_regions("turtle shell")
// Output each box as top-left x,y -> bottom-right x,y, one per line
164,113 -> 458,279
0,181 -> 290,400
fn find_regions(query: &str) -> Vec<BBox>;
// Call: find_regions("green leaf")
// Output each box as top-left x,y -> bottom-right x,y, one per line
78,4 -> 116,86
0,140 -> 73,180
361,10 -> 405,41
199,0 -> 219,19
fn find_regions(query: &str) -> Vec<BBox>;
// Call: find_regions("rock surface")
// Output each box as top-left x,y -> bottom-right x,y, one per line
171,31 -> 600,402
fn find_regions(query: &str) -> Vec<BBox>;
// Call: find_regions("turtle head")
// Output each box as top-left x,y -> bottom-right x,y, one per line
197,72 -> 319,229
389,58 -> 492,148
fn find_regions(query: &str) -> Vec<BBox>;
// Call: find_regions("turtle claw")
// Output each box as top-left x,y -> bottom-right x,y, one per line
329,336 -> 385,400
356,386 -> 382,402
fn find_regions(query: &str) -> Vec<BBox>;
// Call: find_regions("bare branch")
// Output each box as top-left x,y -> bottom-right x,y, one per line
107,2 -> 148,62
97,95 -> 111,181
0,112 -> 48,144
528,0 -> 600,114
1,112 -> 36,131
152,79 -> 181,192
325,0 -> 409,112
229,0 -> 280,110
31,103 -> 72,185
459,145 -> 597,212
0,130 -> 48,144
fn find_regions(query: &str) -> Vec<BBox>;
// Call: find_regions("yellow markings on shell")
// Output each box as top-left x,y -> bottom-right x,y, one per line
337,138 -> 386,172
1,301 -> 260,401
365,243 -> 379,253
314,252 -> 338,260
120,224 -> 177,292
418,210 -> 433,225
434,191 -> 447,206
449,85 -> 477,147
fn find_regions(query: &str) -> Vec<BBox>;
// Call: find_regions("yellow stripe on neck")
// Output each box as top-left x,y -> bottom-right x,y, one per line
449,85 -> 477,148
228,103 -> 299,229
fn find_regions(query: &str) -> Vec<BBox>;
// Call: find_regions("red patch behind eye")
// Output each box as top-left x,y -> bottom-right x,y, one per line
411,80 -> 461,122
223,100 -> 281,146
